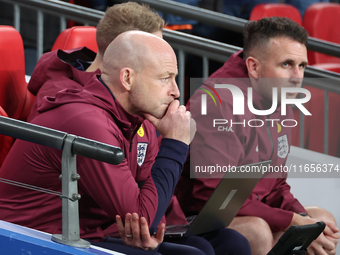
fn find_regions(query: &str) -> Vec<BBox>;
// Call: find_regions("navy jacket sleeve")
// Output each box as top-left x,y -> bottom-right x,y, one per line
150,138 -> 189,233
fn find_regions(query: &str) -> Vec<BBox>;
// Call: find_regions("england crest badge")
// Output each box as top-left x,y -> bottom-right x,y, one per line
137,143 -> 148,166
277,134 -> 289,159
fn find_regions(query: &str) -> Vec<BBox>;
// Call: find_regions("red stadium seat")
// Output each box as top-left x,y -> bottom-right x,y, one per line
249,3 -> 302,25
0,106 -> 13,167
0,26 -> 35,121
303,3 -> 340,65
51,26 -> 98,53
291,63 -> 340,157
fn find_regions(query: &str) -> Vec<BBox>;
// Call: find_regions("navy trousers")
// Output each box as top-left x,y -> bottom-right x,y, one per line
89,228 -> 251,255
162,228 -> 251,255
89,237 -> 206,255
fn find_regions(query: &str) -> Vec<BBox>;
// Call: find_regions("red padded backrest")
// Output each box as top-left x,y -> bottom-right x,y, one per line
303,3 -> 340,65
51,26 -> 98,53
291,63 -> 340,157
0,26 -> 35,121
0,106 -> 13,167
249,3 -> 302,25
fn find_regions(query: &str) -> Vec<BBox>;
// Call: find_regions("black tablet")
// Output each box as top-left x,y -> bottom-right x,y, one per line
267,221 -> 326,255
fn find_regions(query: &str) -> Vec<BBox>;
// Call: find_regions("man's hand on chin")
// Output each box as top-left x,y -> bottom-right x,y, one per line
145,100 -> 196,145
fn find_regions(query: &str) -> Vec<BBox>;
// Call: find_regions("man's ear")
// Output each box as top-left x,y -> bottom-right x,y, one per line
245,56 -> 260,79
120,68 -> 135,91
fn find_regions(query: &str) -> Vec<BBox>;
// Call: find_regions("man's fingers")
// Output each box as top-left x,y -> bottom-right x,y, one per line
323,225 -> 338,238
131,212 -> 141,242
117,214 -> 132,246
324,220 -> 339,233
145,100 -> 181,127
167,99 -> 180,111
324,248 -> 337,255
117,213 -> 162,250
154,223 -> 165,242
124,213 -> 132,237
148,99 -> 192,144
308,242 -> 328,255
140,216 -> 151,245
139,217 -> 164,250
116,215 -> 125,237
307,246 -> 316,255
178,105 -> 186,113
324,225 -> 332,236
323,239 -> 336,252
318,234 -> 336,251
325,235 -> 339,246
328,232 -> 340,239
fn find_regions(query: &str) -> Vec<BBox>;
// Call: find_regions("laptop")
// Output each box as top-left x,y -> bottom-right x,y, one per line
165,160 -> 272,238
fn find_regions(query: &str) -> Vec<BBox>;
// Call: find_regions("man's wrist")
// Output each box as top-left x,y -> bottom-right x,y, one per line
291,212 -> 310,227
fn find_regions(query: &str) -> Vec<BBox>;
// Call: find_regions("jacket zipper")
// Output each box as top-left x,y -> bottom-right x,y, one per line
129,137 -> 133,152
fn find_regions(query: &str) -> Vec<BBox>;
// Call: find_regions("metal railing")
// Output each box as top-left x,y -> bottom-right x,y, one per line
121,0 -> 340,58
1,0 -> 340,155
3,0 -> 340,67
0,116 -> 124,248
0,0 -> 102,60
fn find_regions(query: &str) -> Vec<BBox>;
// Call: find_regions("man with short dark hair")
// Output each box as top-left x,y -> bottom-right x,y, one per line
176,17 -> 340,255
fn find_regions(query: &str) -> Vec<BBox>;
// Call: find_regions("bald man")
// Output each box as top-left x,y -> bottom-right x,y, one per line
0,31 -> 195,254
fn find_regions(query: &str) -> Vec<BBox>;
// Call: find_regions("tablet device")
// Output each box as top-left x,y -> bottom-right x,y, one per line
267,221 -> 326,255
